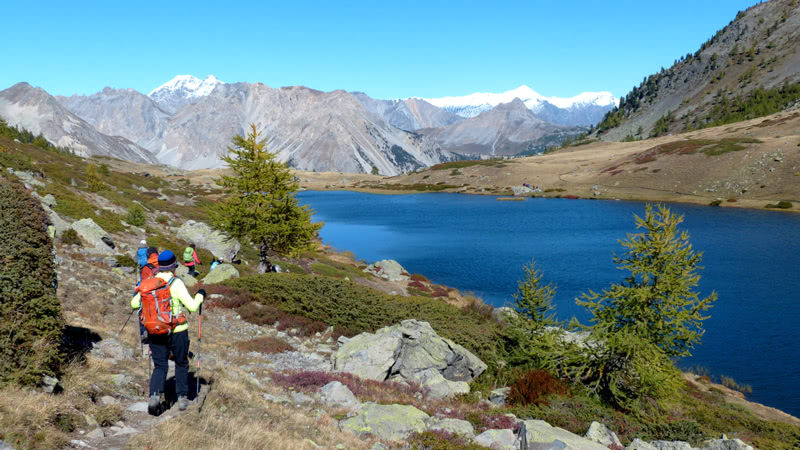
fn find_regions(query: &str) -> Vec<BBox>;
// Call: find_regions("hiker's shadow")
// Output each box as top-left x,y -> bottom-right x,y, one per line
61,325 -> 101,362
162,360 -> 210,411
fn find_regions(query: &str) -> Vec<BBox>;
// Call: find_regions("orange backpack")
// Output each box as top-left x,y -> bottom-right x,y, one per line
136,277 -> 186,335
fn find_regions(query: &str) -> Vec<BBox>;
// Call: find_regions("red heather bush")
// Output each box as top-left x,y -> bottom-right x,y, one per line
466,411 -> 520,433
410,274 -> 430,283
200,285 -> 256,309
408,280 -> 430,292
235,336 -> 294,354
431,286 -> 449,297
271,371 -> 424,403
508,369 -> 569,407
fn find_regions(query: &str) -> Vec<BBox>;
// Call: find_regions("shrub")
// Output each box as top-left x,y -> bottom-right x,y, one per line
709,200 -> 722,207
125,204 -> 146,226
410,274 -> 430,282
94,404 -> 122,427
409,431 -> 488,450
508,369 -> 569,406
465,411 -> 519,433
0,177 -> 64,386
235,336 -> 293,354
115,254 -> 137,268
85,163 -> 104,192
408,280 -> 430,292
236,302 -> 329,337
226,274 -> 501,367
765,201 -> 792,209
156,214 -> 169,225
60,228 -> 82,246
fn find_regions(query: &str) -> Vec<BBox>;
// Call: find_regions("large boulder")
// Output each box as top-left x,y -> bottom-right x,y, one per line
652,442 -> 698,450
340,403 -> 429,441
584,421 -> 622,448
71,218 -> 114,254
522,420 -> 609,450
175,220 -> 240,261
332,320 -> 487,398
511,185 -> 533,196
319,381 -> 361,411
201,264 -> 239,285
425,416 -> 475,438
473,429 -> 517,449
363,259 -> 410,281
702,438 -> 753,450
627,439 -> 659,450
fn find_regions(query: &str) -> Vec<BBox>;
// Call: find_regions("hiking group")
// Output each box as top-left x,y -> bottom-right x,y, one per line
133,240 -> 206,415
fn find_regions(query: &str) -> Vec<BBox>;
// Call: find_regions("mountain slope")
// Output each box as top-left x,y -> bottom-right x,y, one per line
352,93 -> 464,131
423,85 -> 617,126
57,87 -> 170,150
596,0 -> 800,140
0,83 -> 157,164
152,83 -> 454,174
419,98 -> 577,156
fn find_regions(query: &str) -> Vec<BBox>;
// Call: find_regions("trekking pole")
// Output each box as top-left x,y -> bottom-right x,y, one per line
196,302 -> 202,400
118,309 -> 134,338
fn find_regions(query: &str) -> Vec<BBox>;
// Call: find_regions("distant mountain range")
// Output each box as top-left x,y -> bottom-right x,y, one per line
0,75 -> 611,174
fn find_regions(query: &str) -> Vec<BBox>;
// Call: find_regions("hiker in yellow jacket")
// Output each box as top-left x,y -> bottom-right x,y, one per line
131,250 -> 204,415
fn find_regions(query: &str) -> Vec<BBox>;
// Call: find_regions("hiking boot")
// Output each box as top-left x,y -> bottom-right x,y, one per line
178,396 -> 189,411
147,393 -> 160,415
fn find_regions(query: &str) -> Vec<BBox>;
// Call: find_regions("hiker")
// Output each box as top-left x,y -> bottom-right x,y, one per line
209,257 -> 223,271
136,240 -> 148,281
183,244 -> 201,277
131,250 -> 205,414
139,247 -> 160,281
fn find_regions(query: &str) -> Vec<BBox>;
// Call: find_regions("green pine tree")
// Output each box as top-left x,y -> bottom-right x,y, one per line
212,124 -> 322,272
86,163 -> 104,192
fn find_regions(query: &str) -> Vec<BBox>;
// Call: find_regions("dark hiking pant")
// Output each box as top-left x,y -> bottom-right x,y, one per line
148,330 -> 190,397
185,262 -> 198,277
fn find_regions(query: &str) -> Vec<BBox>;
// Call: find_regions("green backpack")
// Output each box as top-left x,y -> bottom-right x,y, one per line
183,247 -> 194,262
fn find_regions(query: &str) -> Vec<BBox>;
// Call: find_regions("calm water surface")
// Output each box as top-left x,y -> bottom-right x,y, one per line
298,190 -> 800,416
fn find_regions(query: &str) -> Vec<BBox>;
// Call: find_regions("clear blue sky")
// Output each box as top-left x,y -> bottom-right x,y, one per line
2,0 -> 759,100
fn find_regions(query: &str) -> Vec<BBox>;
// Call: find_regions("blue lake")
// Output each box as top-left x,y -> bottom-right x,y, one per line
298,190 -> 800,417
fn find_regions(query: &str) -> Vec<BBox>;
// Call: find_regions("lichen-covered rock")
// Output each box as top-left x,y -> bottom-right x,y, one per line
652,441 -> 698,450
425,416 -> 475,438
415,368 -> 470,399
332,320 -> 487,395
473,429 -> 517,450
71,218 -> 114,254
702,437 -> 753,450
340,403 -> 429,441
363,259 -> 410,281
175,220 -> 240,261
584,421 -> 622,447
201,263 -> 239,285
627,439 -> 659,450
319,381 -> 361,411
523,419 -> 609,450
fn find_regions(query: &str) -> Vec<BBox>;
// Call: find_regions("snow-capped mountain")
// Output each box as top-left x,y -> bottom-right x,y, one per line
422,85 -> 618,126
148,75 -> 223,114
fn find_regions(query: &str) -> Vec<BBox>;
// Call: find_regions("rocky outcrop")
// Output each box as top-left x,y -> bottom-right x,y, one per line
201,263 -> 239,285
175,220 -> 240,261
425,417 -> 475,438
71,218 -> 115,255
584,421 -> 623,447
474,429 -> 517,450
319,381 -> 361,411
332,320 -> 486,398
522,419 -> 610,450
363,259 -> 410,282
340,403 -> 429,441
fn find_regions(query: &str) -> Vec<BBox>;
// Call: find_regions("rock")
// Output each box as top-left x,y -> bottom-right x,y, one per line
652,442 -> 698,450
363,260 -> 410,281
491,307 -> 517,323
340,403 -> 429,441
71,219 -> 114,255
100,395 -> 119,405
319,381 -> 361,410
45,207 -> 70,238
85,427 -> 105,439
111,424 -> 139,436
69,440 -> 92,448
415,368 -> 470,399
175,220 -> 240,261
8,168 -> 45,188
489,387 -> 511,406
627,439 -> 659,450
126,402 -> 149,413
512,185 -> 533,196
370,444 -> 388,450
425,416 -> 475,438
42,193 -> 57,208
90,338 -> 133,362
523,420 -> 609,450
201,264 -> 240,285
701,438 -> 753,450
584,421 -> 622,447
473,429 -> 517,449
262,393 -> 290,404
0,440 -> 13,450
42,375 -> 60,393
332,320 -> 487,387
291,392 -> 314,405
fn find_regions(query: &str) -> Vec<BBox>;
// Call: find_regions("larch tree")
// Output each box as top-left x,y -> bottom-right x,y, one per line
212,124 -> 321,273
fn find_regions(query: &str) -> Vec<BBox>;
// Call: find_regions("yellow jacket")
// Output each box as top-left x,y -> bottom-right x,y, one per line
131,272 -> 203,333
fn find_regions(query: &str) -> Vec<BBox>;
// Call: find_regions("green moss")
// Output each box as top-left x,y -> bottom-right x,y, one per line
765,201 -> 792,209
430,159 -> 510,171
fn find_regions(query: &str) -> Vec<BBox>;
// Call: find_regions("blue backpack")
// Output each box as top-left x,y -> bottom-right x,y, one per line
136,247 -> 148,267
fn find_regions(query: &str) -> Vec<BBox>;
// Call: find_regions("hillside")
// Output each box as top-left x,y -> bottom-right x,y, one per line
2,123 -> 800,450
324,108 -> 800,211
596,0 -> 800,141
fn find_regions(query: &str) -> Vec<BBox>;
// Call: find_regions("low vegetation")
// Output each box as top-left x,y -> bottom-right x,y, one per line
429,159 -> 510,171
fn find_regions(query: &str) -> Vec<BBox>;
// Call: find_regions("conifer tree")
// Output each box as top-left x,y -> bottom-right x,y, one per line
86,163 -> 104,192
212,124 -> 321,272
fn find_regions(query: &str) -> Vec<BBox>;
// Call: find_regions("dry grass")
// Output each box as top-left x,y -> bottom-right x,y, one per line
128,370 -> 376,450
235,336 -> 294,354
0,387 -> 73,449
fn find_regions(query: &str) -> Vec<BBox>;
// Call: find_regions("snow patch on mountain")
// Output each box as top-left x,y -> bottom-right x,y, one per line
422,85 -> 617,118
148,75 -> 224,114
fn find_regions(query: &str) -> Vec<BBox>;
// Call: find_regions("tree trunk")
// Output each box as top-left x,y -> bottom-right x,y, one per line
258,241 -> 272,274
